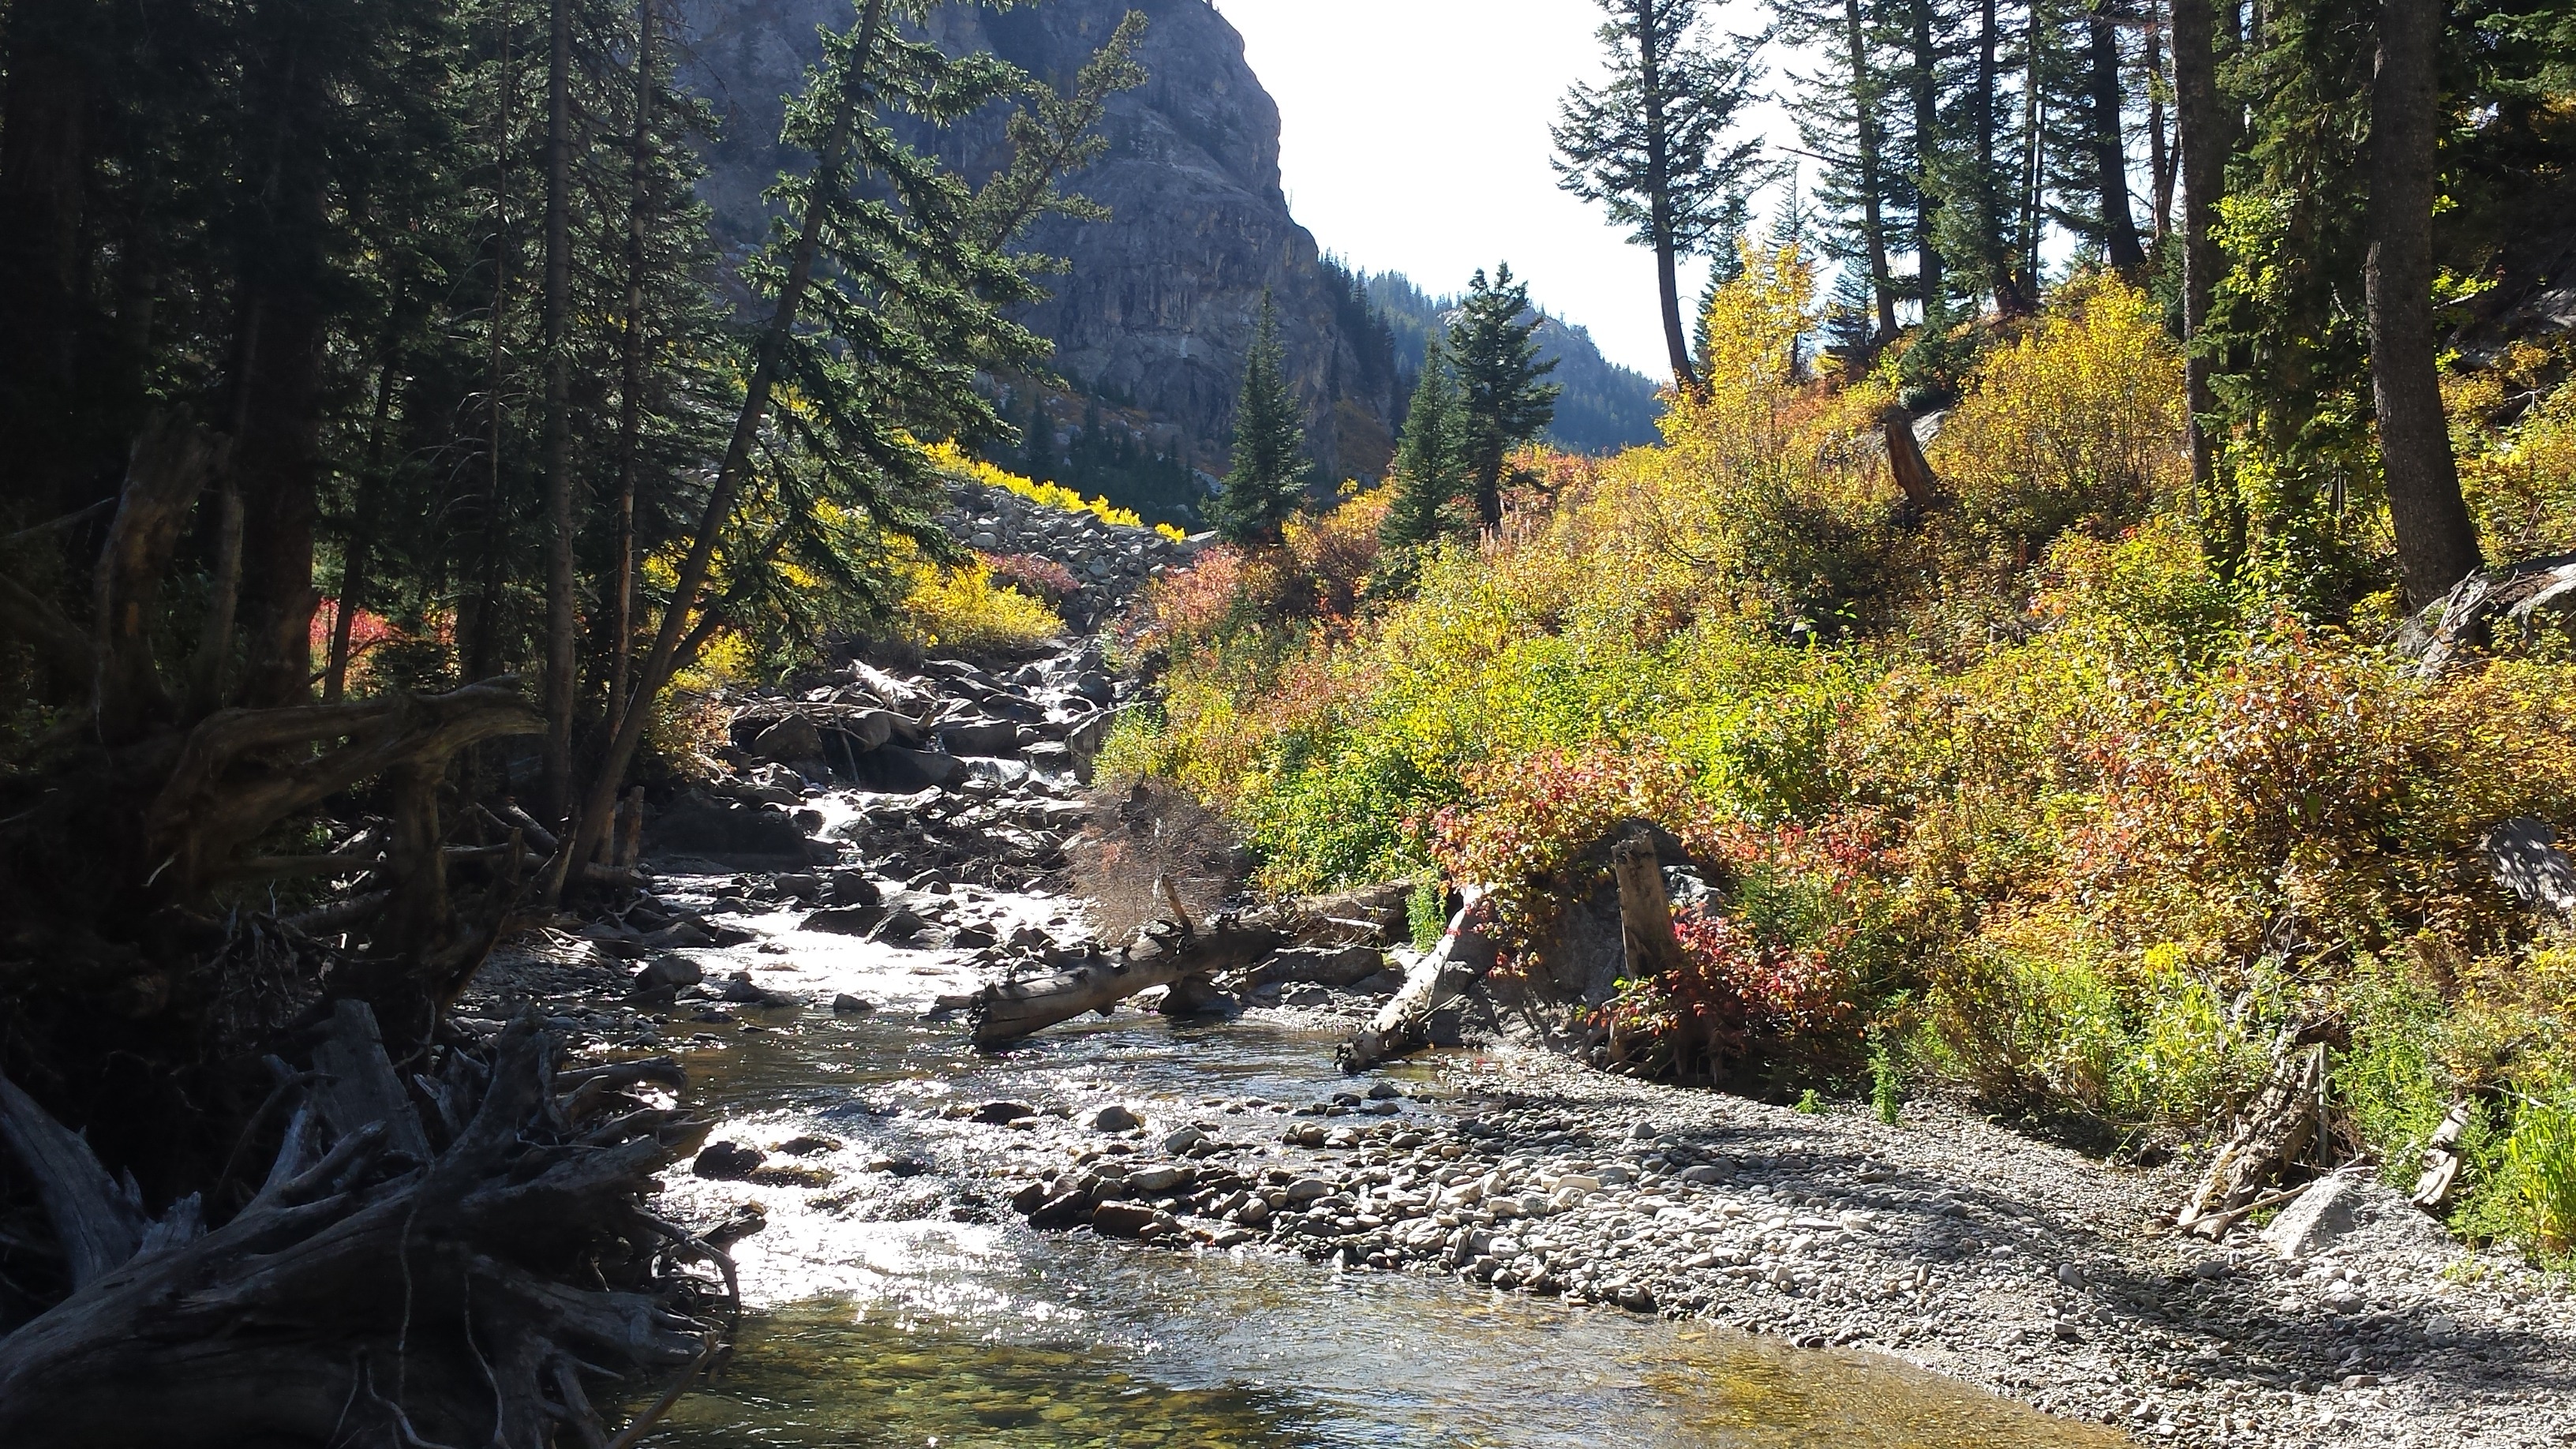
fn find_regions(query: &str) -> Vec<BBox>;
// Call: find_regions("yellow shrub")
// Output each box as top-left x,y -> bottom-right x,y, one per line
2453,346 -> 2576,562
647,629 -> 757,776
893,556 -> 1064,653
1932,275 -> 2187,552
925,439 -> 1187,540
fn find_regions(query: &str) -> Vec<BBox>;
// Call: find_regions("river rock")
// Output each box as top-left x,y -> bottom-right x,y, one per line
972,1100 -> 1037,1125
694,1141 -> 766,1181
631,957 -> 702,992
2262,1175 -> 2358,1259
1091,1104 -> 1143,1132
799,904 -> 884,934
830,994 -> 874,1015
1090,1202 -> 1163,1238
752,717 -> 825,763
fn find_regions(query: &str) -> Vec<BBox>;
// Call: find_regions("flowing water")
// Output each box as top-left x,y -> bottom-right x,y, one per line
626,878 -> 2125,1448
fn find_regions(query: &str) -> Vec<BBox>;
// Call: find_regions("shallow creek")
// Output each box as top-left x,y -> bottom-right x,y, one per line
626,875 -> 2123,1448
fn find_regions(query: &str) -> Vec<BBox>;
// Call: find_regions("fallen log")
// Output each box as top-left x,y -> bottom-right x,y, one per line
967,915 -> 1283,1048
2176,1028 -> 2328,1239
1338,888 -> 1495,1073
0,1008 -> 719,1447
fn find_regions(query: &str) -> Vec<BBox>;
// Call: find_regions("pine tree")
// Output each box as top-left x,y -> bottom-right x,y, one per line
1553,0 -> 1766,395
1448,265 -> 1562,532
1382,339 -> 1466,550
1211,294 -> 1309,548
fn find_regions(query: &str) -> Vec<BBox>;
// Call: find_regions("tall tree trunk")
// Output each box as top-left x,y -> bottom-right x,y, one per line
466,14 -> 518,683
1846,0 -> 1901,340
2019,9 -> 2046,305
2367,0 -> 2482,607
1976,0 -> 2030,314
2173,0 -> 2240,577
228,8 -> 333,711
2090,2 -> 2148,269
539,0 -> 578,820
1637,1 -> 1698,395
327,317 -> 406,705
2144,0 -> 2175,239
1909,0 -> 1945,309
609,0 -> 658,735
0,0 -> 95,526
552,0 -> 892,897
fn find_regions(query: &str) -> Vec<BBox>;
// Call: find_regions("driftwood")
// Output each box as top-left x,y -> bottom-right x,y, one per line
1338,888 -> 1495,1073
966,915 -> 1284,1047
2177,1030 -> 2327,1238
2410,1099 -> 2474,1209
0,1009 -> 717,1447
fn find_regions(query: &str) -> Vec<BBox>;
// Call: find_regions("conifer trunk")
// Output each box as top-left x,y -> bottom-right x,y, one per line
228,3 -> 332,710
1635,0 -> 1699,395
1908,0 -> 1945,308
2145,2 -> 2174,239
540,0 -> 578,819
2366,0 -> 2483,608
2173,0 -> 2237,575
1845,0 -> 1900,340
0,0 -> 94,528
610,0 -> 658,733
2090,1 -> 2147,270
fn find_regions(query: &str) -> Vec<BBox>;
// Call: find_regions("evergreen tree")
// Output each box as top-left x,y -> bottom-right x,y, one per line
1553,0 -> 1767,395
1211,295 -> 1309,548
1448,265 -> 1562,532
1382,339 -> 1466,550
1773,0 -> 1905,343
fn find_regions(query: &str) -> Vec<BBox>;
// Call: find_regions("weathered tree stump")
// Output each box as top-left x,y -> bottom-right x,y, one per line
2177,1030 -> 2328,1239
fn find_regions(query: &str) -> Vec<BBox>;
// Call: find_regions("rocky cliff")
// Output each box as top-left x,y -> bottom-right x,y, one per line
674,0 -> 1398,479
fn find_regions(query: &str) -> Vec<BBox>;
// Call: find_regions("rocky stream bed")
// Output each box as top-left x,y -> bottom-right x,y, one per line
459,630 -> 2576,1448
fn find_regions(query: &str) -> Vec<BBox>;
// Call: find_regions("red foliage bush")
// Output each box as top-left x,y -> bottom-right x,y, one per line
979,550 -> 1082,602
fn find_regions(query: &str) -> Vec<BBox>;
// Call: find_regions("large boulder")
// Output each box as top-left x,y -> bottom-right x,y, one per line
2395,553 -> 2576,675
2486,818 -> 2576,915
751,717 -> 825,763
649,797 -> 814,865
938,717 -> 1024,756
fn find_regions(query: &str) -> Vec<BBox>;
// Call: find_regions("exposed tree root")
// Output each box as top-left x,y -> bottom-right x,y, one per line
0,1008 -> 716,1447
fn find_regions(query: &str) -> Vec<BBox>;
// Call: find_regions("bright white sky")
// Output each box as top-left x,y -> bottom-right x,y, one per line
1212,0 -> 1790,378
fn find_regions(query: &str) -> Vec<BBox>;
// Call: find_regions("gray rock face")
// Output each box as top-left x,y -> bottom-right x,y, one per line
672,0 -> 1398,477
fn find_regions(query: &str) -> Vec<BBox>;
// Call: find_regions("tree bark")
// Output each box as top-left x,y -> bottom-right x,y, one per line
1908,0 -> 1945,309
0,1015 -> 715,1448
2367,0 -> 2483,608
541,0 -> 580,820
0,0 -> 96,526
2090,2 -> 2148,270
609,0 -> 659,735
2172,0 -> 2238,578
1636,0 -> 1699,395
1974,0 -> 2028,315
1844,0 -> 1901,341
2144,1 -> 2175,240
1613,833 -> 1684,983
